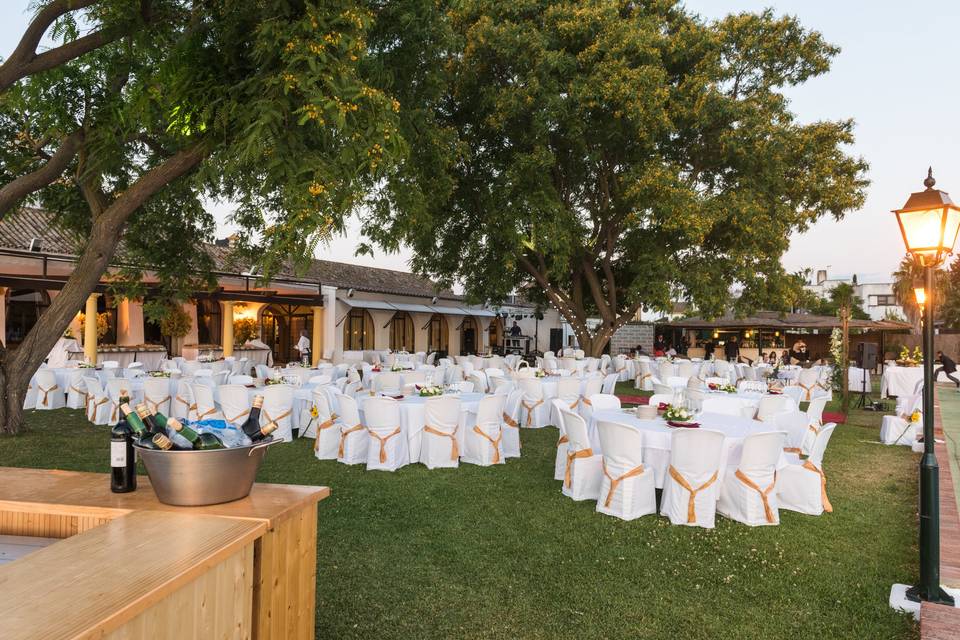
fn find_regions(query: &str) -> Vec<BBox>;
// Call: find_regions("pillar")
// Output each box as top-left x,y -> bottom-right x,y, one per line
311,306 -> 323,366
116,299 -> 145,346
321,286 -> 337,360
222,301 -> 234,357
84,293 -> 99,364
0,287 -> 6,346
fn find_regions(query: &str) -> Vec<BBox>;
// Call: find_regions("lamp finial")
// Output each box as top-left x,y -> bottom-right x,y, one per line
924,167 -> 936,189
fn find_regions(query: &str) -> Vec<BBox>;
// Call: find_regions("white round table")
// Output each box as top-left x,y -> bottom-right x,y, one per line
592,409 -> 788,489
881,366 -> 924,398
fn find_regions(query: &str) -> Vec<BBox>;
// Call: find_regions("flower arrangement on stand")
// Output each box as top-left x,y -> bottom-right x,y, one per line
829,328 -> 844,391
897,346 -> 923,367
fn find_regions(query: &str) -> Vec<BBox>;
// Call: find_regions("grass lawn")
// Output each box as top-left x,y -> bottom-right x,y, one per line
0,386 -> 921,640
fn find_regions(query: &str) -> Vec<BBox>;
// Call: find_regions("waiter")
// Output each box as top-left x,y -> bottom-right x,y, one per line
296,329 -> 311,365
936,350 -> 960,389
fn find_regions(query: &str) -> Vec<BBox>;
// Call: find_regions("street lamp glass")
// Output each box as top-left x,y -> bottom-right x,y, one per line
893,170 -> 960,266
914,286 -> 926,306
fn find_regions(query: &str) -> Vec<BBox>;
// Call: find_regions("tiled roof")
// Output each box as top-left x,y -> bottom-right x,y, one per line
0,208 -> 455,299
0,207 -> 83,255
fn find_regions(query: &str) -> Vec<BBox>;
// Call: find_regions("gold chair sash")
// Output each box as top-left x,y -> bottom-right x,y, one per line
88,396 -> 108,421
37,384 -> 58,407
312,415 -> 339,451
69,384 -> 86,398
668,465 -> 719,524
802,460 -> 832,513
472,425 -> 502,464
368,427 -> 402,463
338,423 -> 364,458
263,408 -> 292,426
502,412 -> 519,428
735,470 -> 777,523
557,434 -> 569,447
521,398 -> 544,426
146,395 -> 171,415
225,409 -> 250,424
783,446 -> 802,454
196,406 -> 219,421
601,460 -> 645,508
569,397 -> 580,409
565,447 -> 594,488
581,397 -> 592,407
424,424 -> 459,460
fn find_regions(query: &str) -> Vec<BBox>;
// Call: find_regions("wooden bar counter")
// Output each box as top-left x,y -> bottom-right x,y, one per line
0,467 -> 329,640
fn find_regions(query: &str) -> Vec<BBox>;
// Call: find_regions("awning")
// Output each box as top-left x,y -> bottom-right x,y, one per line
465,308 -> 497,317
339,298 -> 398,311
430,305 -> 472,315
388,302 -> 436,314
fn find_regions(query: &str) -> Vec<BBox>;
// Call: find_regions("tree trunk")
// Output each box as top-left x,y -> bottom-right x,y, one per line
840,305 -> 850,414
0,145 -> 205,434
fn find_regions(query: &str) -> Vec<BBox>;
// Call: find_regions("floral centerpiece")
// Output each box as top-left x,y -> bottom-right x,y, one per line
390,364 -> 404,372
720,383 -> 737,393
662,405 -> 694,423
534,369 -> 546,378
77,362 -> 96,369
148,370 -> 171,378
198,352 -> 219,363
418,385 -> 443,397
897,346 -> 923,367
264,377 -> 285,386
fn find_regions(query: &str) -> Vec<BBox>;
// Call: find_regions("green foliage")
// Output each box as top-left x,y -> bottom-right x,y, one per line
892,255 -> 948,331
233,317 -> 258,345
807,282 -> 870,320
147,302 -> 191,339
362,1 -> 868,350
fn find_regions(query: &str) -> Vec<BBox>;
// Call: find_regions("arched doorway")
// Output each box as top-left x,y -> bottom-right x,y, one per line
427,313 -> 448,356
262,304 -> 314,364
343,307 -> 374,351
389,311 -> 415,352
460,316 -> 479,355
488,316 -> 503,353
196,298 -> 221,346
5,288 -> 50,347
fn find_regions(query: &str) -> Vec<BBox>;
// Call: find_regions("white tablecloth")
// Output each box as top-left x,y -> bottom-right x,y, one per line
358,392 -> 485,461
700,390 -> 796,415
881,366 -> 923,398
592,410 -> 788,489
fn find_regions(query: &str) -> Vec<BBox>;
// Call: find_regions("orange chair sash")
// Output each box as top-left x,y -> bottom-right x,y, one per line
424,424 -> 459,460
338,423 -> 364,458
37,384 -> 58,407
472,425 -> 502,464
521,398 -> 544,426
802,460 -> 832,513
312,414 -> 339,451
735,470 -> 777,523
601,459 -> 645,507
368,427 -> 402,463
668,465 -> 718,523
565,447 -> 594,488
146,395 -> 171,415
502,412 -> 519,428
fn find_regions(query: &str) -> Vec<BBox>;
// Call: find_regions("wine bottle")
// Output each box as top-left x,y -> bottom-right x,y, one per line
168,418 -> 224,450
110,416 -> 137,493
240,395 -> 275,442
152,433 -> 175,450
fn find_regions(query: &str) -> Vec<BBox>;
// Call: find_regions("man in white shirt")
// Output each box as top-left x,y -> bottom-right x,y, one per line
296,330 -> 311,364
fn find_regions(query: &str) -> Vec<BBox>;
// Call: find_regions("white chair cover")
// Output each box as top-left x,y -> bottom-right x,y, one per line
552,399 -> 570,481
364,397 -> 408,471
66,370 -> 87,410
83,375 -> 111,425
595,419 -> 656,521
106,378 -> 134,423
143,377 -> 172,416
463,395 -> 506,466
777,424 -> 836,515
34,369 -> 64,410
718,431 -> 786,526
660,429 -> 725,529
260,384 -> 294,442
219,385 -> 253,427
501,389 -> 523,458
335,394 -> 367,464
193,383 -> 224,422
518,378 -> 550,428
419,396 -> 462,469
559,408 -> 602,501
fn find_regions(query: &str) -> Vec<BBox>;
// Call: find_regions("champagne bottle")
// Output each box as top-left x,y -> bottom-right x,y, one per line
168,418 -> 224,450
120,403 -> 162,450
152,433 -> 175,450
240,395 -> 275,442
110,416 -> 137,493
135,404 -> 162,435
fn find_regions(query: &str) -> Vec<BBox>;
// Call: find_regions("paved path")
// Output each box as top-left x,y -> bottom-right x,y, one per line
935,384 -> 960,514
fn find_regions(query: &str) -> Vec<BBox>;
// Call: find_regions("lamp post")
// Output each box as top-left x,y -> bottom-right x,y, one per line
892,168 -> 960,605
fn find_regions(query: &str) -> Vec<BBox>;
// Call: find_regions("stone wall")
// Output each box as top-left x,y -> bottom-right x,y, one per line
611,322 -> 655,355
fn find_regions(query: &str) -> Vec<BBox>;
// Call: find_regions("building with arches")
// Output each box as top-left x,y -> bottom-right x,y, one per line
0,209 -> 567,364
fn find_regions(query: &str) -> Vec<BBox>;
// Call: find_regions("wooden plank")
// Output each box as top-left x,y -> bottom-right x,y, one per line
0,534 -> 58,564
0,466 -> 329,528
0,510 -> 264,640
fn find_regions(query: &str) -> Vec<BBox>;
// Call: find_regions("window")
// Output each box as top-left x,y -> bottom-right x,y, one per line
196,299 -> 221,346
344,308 -> 374,350
427,313 -> 448,353
389,312 -> 415,351
871,295 -> 897,307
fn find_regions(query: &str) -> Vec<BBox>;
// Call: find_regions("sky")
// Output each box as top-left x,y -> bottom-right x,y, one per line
2,0 -> 958,280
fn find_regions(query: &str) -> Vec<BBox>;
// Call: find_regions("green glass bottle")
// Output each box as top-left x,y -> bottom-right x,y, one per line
121,403 -> 162,450
152,433 -> 175,450
168,418 -> 225,450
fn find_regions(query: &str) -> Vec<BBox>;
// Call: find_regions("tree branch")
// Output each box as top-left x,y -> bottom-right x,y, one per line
0,130 -> 84,217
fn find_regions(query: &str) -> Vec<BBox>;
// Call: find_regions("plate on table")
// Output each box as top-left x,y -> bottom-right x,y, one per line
666,421 -> 700,428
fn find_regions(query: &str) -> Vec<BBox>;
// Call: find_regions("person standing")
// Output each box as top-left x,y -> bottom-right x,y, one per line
296,329 -> 311,365
935,350 -> 960,389
510,321 -> 522,337
724,336 -> 740,362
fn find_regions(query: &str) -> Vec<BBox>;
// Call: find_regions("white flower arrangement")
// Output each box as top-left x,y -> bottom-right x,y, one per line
418,385 -> 443,397
198,353 -> 218,363
662,405 -> 694,423
148,370 -> 171,378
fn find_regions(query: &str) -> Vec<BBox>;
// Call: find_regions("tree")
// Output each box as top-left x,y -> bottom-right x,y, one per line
361,1 -> 868,355
0,0 -> 400,433
807,282 -> 870,320
894,254 -> 948,333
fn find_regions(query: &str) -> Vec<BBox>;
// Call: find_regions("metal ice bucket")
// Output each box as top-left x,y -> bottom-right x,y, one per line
134,439 -> 282,506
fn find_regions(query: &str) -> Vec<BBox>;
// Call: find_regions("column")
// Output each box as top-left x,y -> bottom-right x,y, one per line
222,301 -> 234,357
311,306 -> 323,366
116,299 -> 145,346
321,286 -> 337,360
0,287 -> 6,346
84,293 -> 99,364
